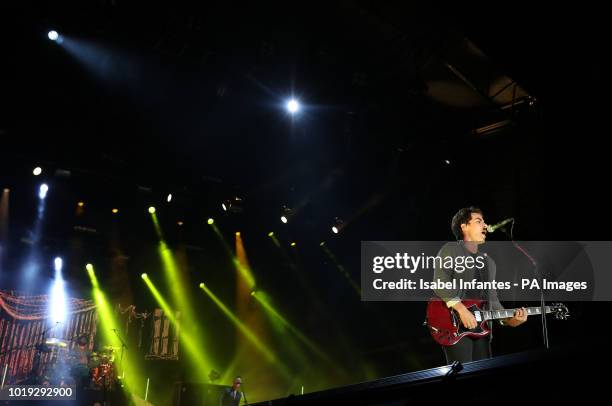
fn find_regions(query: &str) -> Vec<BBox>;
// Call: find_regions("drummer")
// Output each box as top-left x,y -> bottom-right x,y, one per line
70,335 -> 92,387
72,335 -> 92,364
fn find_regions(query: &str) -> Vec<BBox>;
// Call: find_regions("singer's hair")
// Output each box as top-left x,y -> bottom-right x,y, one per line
451,207 -> 483,240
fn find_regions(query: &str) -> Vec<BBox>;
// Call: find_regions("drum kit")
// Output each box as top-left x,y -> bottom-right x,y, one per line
34,339 -> 118,391
88,345 -> 119,390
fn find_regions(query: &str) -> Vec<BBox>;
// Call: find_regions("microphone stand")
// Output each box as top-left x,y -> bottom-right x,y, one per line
19,323 -> 58,381
502,229 -> 549,349
38,323 -> 57,373
242,386 -> 249,405
111,329 -> 128,379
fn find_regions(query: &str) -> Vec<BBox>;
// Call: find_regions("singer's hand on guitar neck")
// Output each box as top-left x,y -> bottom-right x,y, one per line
452,302 -> 477,329
504,307 -> 528,327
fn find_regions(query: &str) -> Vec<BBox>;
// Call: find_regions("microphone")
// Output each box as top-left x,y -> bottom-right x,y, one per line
486,218 -> 514,233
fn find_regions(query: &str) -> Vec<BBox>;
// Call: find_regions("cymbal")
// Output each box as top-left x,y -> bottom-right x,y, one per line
45,338 -> 68,347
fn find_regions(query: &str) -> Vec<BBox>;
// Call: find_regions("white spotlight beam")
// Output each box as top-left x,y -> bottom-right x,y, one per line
287,99 -> 300,114
39,184 -> 49,200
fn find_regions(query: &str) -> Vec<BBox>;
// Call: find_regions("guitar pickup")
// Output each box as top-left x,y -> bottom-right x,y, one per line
473,311 -> 482,322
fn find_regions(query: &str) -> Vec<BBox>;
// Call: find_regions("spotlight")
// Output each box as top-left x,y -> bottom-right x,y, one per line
199,282 -> 205,288
141,273 -> 148,279
332,217 -> 344,234
77,201 -> 84,207
49,281 -> 66,324
320,241 -> 326,246
48,30 -> 59,41
112,208 -> 119,214
54,257 -> 63,272
290,242 -> 297,247
33,167 -> 42,176
207,218 -> 214,225
167,194 -> 172,203
221,197 -> 244,213
287,99 -> 300,114
280,206 -> 293,223
236,231 -> 241,236
86,263 -> 94,272
177,221 -> 184,226
148,206 -> 156,214
50,258 -> 67,325
268,232 -> 274,237
39,184 -> 49,199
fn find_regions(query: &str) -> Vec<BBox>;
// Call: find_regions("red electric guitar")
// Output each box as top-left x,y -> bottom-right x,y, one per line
425,297 -> 569,346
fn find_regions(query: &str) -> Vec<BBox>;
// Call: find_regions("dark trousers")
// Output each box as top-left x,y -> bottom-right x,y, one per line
443,337 -> 491,364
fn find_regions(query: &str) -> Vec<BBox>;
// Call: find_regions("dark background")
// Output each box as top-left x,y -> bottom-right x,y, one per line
0,1 -> 608,403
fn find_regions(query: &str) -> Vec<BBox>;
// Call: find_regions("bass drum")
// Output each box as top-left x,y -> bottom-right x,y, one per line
91,362 -> 116,391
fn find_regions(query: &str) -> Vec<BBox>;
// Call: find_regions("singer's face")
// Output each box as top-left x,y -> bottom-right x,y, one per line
462,213 -> 487,243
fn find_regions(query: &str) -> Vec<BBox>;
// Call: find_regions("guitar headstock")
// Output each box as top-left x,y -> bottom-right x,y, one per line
550,303 -> 570,320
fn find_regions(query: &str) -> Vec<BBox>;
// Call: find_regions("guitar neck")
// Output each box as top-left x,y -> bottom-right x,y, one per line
482,306 -> 553,321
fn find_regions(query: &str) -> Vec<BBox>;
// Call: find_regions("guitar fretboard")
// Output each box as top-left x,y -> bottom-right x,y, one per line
480,306 -> 552,321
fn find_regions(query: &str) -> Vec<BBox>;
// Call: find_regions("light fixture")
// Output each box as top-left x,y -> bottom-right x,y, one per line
331,217 -> 344,234
280,205 -> 293,223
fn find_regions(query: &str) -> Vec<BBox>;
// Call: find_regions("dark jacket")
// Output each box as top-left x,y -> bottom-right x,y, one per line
432,241 -> 505,312
220,387 -> 242,406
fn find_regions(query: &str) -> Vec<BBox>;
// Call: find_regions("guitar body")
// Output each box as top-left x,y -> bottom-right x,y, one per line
426,297 -> 491,346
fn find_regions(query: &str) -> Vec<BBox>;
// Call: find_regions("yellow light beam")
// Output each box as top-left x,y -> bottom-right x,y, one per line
209,223 -> 234,256
87,265 -> 141,396
142,274 -> 212,374
150,213 -> 216,373
252,291 -> 331,363
150,212 -> 163,239
269,233 -> 281,248
199,283 -> 279,365
209,222 -> 256,288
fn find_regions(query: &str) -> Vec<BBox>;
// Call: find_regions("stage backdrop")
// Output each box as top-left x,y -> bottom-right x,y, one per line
0,290 -> 97,383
